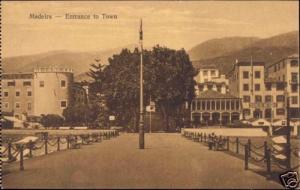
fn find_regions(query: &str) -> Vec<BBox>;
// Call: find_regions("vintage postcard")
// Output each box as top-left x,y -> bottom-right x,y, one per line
1,1 -> 299,189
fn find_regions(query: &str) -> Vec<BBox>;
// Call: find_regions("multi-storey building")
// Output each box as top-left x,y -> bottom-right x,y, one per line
191,66 -> 241,126
194,66 -> 229,95
265,54 -> 300,119
228,54 -> 299,121
2,67 -> 74,120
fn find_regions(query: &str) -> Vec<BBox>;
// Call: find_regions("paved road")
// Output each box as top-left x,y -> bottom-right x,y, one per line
2,133 -> 282,189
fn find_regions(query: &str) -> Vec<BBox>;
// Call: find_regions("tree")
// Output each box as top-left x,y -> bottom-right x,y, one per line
148,46 -> 196,131
88,46 -> 196,132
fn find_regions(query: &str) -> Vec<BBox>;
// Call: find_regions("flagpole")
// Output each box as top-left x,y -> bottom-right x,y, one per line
139,19 -> 145,149
150,95 -> 152,134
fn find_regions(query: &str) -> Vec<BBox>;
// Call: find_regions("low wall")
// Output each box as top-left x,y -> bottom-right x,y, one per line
181,128 -> 268,137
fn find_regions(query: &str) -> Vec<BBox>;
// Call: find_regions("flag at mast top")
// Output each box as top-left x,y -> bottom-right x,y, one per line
140,19 -> 143,41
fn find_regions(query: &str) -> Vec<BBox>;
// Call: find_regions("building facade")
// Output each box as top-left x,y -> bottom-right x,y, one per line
2,67 -> 74,120
194,66 -> 229,95
265,54 -> 300,118
228,54 -> 299,121
191,90 -> 242,126
191,66 -> 241,126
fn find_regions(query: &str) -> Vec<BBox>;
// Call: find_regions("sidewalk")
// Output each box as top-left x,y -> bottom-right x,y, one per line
2,133 -> 282,189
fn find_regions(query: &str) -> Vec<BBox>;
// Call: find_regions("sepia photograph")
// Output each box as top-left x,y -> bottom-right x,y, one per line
1,0 -> 299,189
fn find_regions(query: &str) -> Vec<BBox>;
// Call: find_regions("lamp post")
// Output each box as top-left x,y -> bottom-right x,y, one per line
285,88 -> 291,169
139,19 -> 144,149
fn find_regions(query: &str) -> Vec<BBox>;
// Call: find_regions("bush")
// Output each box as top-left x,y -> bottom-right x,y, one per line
2,119 -> 13,129
40,114 -> 64,128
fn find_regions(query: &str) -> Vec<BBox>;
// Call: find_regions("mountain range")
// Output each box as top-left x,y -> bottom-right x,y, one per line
2,31 -> 298,81
189,31 -> 299,74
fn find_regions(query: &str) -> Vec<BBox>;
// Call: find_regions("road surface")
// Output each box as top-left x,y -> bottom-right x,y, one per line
2,133 -> 282,189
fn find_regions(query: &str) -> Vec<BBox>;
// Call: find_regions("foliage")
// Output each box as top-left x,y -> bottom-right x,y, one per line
88,45 -> 196,131
63,103 -> 101,127
2,119 -> 13,129
40,114 -> 64,128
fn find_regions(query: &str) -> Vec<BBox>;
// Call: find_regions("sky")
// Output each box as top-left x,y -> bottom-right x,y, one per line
2,1 -> 299,57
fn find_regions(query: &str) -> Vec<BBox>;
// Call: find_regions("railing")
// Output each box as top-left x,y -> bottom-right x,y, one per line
2,130 -> 119,171
182,130 -> 300,179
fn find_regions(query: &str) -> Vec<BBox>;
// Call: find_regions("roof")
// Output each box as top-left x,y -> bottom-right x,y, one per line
2,73 -> 34,79
266,54 -> 299,68
196,90 -> 239,99
236,61 -> 265,67
287,54 -> 299,59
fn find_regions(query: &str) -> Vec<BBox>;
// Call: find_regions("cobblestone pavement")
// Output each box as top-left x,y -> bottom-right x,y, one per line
2,133 -> 283,189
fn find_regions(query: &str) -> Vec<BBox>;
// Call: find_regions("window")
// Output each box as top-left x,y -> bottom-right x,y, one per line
23,81 -> 31,86
278,63 -> 281,70
27,91 -> 32,96
206,101 -> 210,110
211,70 -> 216,76
265,95 -> 272,102
61,80 -> 66,88
243,96 -> 250,102
197,101 -> 201,110
7,81 -> 15,86
243,109 -> 250,116
4,102 -> 9,109
243,84 -> 249,91
61,101 -> 67,108
192,101 -> 195,111
4,91 -> 8,97
291,73 -> 298,83
274,65 -> 277,72
291,84 -> 298,93
291,96 -> 298,104
276,83 -> 285,91
235,100 -> 240,110
39,81 -> 44,87
211,101 -> 215,110
291,60 -> 299,67
265,109 -> 272,118
276,95 -> 285,102
255,84 -> 260,91
231,101 -> 235,110
15,102 -> 20,109
243,71 -> 249,79
216,101 -> 220,110
226,101 -> 230,110
221,101 -> 225,110
201,101 -> 205,110
16,91 -> 20,97
255,71 -> 261,79
255,95 -> 262,102
276,108 -> 285,115
28,103 -> 32,111
203,71 -> 208,76
265,84 -> 272,91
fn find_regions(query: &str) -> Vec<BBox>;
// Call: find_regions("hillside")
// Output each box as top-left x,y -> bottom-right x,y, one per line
191,31 -> 299,74
2,45 -> 139,81
188,37 -> 260,61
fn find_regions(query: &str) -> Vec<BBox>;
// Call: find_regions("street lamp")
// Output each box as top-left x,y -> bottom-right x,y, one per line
285,87 -> 291,170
